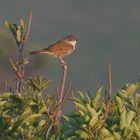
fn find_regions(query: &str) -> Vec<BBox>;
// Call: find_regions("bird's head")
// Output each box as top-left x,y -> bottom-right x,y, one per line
63,35 -> 78,46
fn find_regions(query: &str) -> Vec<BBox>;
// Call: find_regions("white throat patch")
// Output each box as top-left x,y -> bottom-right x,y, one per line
68,40 -> 77,46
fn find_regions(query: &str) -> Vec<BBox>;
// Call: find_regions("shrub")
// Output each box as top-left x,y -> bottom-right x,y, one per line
0,81 -> 140,139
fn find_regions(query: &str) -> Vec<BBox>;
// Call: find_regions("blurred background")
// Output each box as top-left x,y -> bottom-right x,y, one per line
0,0 -> 140,94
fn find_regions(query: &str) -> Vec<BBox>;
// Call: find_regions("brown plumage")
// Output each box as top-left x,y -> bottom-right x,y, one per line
30,35 -> 77,58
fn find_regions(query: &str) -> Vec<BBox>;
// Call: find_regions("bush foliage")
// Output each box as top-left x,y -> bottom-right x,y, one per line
0,80 -> 140,139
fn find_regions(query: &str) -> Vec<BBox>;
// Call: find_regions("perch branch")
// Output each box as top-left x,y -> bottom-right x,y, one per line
58,57 -> 67,103
55,57 -> 67,126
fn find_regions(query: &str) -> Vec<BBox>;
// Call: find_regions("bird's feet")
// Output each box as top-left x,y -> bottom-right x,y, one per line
58,57 -> 67,68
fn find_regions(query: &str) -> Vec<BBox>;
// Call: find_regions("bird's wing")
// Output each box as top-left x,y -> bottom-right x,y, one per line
43,41 -> 73,52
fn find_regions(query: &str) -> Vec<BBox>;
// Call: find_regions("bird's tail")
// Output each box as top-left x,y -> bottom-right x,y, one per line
30,50 -> 48,55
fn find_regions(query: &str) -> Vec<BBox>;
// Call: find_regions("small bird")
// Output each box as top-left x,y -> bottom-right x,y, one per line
30,35 -> 77,58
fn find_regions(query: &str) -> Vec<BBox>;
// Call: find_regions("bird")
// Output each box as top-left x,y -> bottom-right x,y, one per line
30,35 -> 77,58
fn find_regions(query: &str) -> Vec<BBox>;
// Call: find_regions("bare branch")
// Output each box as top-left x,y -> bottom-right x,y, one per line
96,63 -> 113,131
70,90 -> 74,97
4,82 -> 8,92
104,63 -> 112,120
58,57 -> 67,103
23,10 -> 32,44
54,57 -> 68,127
9,59 -> 17,72
62,81 -> 72,101
56,87 -> 60,101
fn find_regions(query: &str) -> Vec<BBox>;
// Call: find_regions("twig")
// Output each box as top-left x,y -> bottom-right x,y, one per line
54,82 -> 71,112
9,59 -> 17,72
23,10 -> 32,44
104,63 -> 112,120
96,63 -> 112,131
4,82 -> 8,92
59,57 -> 67,101
56,87 -> 60,101
70,90 -> 74,97
87,90 -> 92,99
54,82 -> 72,117
62,81 -> 72,101
55,57 -> 67,126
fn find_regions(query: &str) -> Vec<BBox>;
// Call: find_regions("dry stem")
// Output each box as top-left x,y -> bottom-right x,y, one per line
104,62 -> 112,120
40,57 -> 68,133
97,63 -> 112,130
23,10 -> 32,44
55,57 -> 67,126
4,82 -> 8,92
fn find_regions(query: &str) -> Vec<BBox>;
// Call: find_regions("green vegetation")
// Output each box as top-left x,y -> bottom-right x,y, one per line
0,12 -> 140,140
0,81 -> 140,139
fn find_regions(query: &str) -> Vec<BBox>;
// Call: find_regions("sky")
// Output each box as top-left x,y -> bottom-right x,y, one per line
0,0 -> 140,94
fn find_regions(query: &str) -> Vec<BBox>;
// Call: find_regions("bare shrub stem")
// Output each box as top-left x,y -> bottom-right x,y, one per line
104,62 -> 112,120
55,57 -> 67,126
23,10 -> 32,44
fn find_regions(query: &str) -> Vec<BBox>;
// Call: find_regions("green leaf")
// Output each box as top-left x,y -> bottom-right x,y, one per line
0,101 -> 7,107
5,21 -> 17,37
120,108 -> 126,129
125,83 -> 140,96
20,18 -> 25,33
135,117 -> 140,129
62,115 -> 70,122
46,123 -> 54,139
74,102 -> 87,115
0,92 -> 14,99
37,119 -> 46,130
132,121 -> 140,138
101,128 -> 113,137
92,87 -> 103,108
123,126 -> 133,138
78,91 -> 85,103
16,26 -> 21,42
22,114 -> 42,125
85,104 -> 99,127
77,130 -> 89,139
85,94 -> 91,104
113,132 -> 121,139
23,58 -> 29,65
27,76 -> 52,91
126,110 -> 135,127
70,97 -> 82,104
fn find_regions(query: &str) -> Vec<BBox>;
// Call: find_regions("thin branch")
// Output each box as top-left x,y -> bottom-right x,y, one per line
62,81 -> 72,101
104,63 -> 112,120
54,57 -> 67,126
4,82 -> 8,92
96,63 -> 113,131
56,87 -> 60,101
87,90 -> 92,99
70,90 -> 74,97
58,57 -> 67,103
54,82 -> 72,116
9,59 -> 17,72
23,10 -> 32,44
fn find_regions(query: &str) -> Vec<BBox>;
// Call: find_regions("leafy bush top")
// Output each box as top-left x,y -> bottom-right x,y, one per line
0,79 -> 140,140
